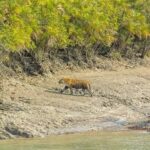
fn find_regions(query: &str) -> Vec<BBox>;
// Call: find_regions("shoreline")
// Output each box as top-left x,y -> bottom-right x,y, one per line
0,66 -> 150,139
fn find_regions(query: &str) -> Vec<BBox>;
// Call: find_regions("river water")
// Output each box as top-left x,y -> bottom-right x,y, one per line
0,131 -> 149,150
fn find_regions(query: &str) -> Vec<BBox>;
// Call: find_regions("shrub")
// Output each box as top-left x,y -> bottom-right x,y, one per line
0,0 -> 149,65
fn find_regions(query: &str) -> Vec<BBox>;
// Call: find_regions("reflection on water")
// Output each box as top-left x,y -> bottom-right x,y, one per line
0,131 -> 149,150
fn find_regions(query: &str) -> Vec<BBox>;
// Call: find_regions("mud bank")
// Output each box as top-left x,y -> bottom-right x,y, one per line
0,67 -> 150,139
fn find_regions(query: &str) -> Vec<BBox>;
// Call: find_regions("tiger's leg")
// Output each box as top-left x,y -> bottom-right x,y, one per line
87,85 -> 93,97
88,90 -> 93,97
88,89 -> 93,97
60,86 -> 69,93
69,87 -> 73,95
78,89 -> 83,95
82,89 -> 86,95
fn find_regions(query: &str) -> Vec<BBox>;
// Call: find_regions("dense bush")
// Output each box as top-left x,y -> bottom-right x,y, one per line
0,0 -> 149,63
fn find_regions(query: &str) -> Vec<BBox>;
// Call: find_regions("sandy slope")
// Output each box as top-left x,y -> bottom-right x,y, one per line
0,67 -> 150,139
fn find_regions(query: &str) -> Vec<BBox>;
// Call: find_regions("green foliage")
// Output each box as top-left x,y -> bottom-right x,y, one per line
110,51 -> 122,61
0,0 -> 149,58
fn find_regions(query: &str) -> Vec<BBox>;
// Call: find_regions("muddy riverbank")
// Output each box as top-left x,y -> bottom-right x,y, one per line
0,67 -> 150,139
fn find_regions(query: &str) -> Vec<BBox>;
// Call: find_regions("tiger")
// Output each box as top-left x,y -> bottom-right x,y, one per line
58,77 -> 93,96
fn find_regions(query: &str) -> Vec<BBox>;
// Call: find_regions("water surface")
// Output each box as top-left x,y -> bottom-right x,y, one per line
0,131 -> 149,150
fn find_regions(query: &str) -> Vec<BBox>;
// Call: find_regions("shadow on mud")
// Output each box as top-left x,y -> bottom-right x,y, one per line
45,88 -> 91,97
128,119 -> 150,132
